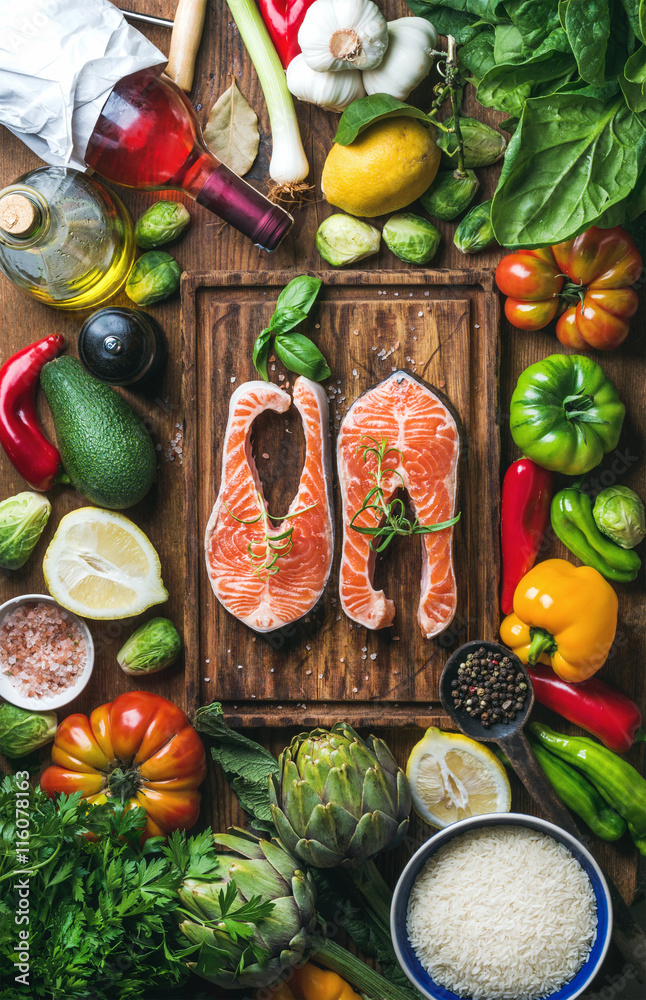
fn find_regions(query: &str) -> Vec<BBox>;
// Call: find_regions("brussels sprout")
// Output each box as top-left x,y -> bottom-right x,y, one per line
135,200 -> 191,249
382,213 -> 440,265
117,617 -> 182,675
593,487 -> 646,549
438,116 -> 507,168
420,169 -> 480,221
126,251 -> 181,306
0,703 -> 57,757
0,492 -> 51,571
316,214 -> 380,267
454,200 -> 495,255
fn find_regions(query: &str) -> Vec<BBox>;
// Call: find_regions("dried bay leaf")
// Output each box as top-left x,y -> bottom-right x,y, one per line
203,81 -> 260,176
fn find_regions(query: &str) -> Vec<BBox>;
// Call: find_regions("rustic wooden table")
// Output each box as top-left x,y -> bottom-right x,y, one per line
0,1 -> 644,997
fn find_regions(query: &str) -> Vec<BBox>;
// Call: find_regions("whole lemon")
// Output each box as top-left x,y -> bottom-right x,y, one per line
321,118 -> 441,217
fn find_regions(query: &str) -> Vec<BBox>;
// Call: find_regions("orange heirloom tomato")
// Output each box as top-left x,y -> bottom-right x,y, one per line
496,226 -> 642,349
40,691 -> 207,840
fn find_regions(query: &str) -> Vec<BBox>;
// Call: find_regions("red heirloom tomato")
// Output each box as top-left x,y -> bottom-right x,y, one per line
40,691 -> 207,841
495,226 -> 642,350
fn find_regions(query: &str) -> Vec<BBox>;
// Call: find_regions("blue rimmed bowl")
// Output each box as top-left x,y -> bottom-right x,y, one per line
391,812 -> 613,1000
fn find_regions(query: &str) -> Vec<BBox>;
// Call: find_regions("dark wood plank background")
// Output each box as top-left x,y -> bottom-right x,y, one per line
0,2 -> 643,989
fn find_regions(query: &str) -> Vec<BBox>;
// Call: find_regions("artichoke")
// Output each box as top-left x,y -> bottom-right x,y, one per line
269,723 -> 411,870
178,828 -> 319,989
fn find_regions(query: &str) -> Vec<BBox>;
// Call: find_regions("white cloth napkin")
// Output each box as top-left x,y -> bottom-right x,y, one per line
0,0 -> 165,169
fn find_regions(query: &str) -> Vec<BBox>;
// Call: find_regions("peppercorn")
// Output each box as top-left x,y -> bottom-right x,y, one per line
450,646 -> 528,727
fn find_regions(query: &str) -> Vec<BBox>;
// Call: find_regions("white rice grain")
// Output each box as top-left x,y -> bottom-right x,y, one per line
406,826 -> 597,1000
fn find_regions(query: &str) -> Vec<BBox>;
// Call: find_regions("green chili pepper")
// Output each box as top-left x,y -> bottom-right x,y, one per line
529,722 -> 646,853
526,739 -> 627,842
551,486 -> 641,583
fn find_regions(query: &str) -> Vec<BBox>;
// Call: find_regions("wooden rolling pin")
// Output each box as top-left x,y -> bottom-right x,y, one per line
166,0 -> 208,92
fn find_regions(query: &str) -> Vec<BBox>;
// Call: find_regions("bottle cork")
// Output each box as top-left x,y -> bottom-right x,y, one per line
0,194 -> 40,237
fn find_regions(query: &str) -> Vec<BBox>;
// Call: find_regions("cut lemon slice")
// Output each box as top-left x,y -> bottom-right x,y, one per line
406,727 -> 511,828
43,507 -> 168,620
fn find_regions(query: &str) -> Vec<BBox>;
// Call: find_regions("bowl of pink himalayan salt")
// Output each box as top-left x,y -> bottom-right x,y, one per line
0,595 -> 94,710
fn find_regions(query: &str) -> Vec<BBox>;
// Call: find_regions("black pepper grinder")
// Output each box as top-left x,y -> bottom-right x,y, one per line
78,307 -> 167,387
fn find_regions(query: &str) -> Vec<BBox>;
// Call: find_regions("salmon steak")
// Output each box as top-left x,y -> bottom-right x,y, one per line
205,377 -> 334,633
338,370 -> 460,637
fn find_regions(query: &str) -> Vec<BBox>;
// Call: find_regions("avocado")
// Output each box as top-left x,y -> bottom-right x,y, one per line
40,357 -> 156,509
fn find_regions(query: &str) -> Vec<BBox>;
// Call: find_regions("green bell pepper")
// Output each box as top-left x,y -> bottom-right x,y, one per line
510,355 -> 625,475
551,486 -> 641,583
529,722 -> 646,854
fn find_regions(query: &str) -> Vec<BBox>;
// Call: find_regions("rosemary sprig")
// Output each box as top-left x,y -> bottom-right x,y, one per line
350,435 -> 460,552
224,491 -> 318,581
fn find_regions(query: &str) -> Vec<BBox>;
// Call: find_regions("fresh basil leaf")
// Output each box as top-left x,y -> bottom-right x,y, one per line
334,95 -> 431,146
252,328 -> 272,380
621,45 -> 646,111
269,305 -> 309,335
274,334 -> 331,382
564,0 -> 611,87
275,274 -> 322,315
492,93 -> 646,248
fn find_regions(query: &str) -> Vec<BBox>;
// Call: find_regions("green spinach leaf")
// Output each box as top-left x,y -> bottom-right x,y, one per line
621,0 -> 646,44
334,94 -> 431,146
620,44 -> 646,111
504,0 -> 563,50
492,94 -> 646,248
459,29 -> 496,79
404,1 -> 484,43
564,0 -> 611,86
274,333 -> 331,382
476,47 -> 576,115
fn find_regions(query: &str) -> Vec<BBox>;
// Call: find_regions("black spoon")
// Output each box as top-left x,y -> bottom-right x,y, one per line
439,639 -> 646,982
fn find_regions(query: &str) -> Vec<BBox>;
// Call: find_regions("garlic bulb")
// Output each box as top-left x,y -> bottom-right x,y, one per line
299,0 -> 389,73
287,55 -> 366,112
363,17 -> 439,100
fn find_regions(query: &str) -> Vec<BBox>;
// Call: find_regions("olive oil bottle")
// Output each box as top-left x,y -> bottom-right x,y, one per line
0,167 -> 135,310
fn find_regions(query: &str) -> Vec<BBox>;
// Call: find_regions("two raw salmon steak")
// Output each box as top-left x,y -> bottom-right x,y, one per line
205,371 -> 459,636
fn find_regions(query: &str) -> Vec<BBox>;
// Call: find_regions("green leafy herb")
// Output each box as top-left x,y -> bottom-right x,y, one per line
252,276 -> 329,382
194,702 -> 279,830
334,94 -> 432,145
350,435 -> 460,552
224,491 -> 318,582
0,778 -> 219,999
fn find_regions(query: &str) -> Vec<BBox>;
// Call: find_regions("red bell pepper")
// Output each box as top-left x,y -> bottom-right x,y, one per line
0,335 -> 66,491
529,663 -> 645,754
258,0 -> 317,68
500,458 -> 553,615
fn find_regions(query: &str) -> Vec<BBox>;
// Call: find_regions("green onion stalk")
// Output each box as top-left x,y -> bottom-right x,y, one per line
225,0 -> 310,198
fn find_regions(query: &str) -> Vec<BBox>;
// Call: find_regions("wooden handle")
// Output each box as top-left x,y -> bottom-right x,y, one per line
498,729 -> 581,837
166,0 -> 208,93
499,729 -> 646,982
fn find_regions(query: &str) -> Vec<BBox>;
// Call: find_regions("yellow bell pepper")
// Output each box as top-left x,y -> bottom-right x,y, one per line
255,964 -> 362,1000
499,558 -> 618,682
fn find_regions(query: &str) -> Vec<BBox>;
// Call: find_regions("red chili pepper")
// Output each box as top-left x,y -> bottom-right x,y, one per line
258,0 -> 317,68
529,663 -> 645,754
500,457 -> 553,615
0,335 -> 65,491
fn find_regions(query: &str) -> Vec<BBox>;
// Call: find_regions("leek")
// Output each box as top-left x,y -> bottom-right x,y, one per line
225,0 -> 310,190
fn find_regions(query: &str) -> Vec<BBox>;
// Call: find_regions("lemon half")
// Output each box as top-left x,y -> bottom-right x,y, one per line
406,727 -> 511,828
43,507 -> 168,620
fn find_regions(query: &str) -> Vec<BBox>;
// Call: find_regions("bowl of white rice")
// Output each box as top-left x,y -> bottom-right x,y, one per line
391,813 -> 612,1000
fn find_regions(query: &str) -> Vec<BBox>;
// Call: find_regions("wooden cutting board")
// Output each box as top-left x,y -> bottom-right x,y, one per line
182,269 -> 500,725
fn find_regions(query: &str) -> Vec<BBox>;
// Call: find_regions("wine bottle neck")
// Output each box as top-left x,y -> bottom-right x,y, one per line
195,163 -> 293,252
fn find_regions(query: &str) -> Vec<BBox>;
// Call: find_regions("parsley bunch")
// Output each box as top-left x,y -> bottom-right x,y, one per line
0,777 -> 219,1000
